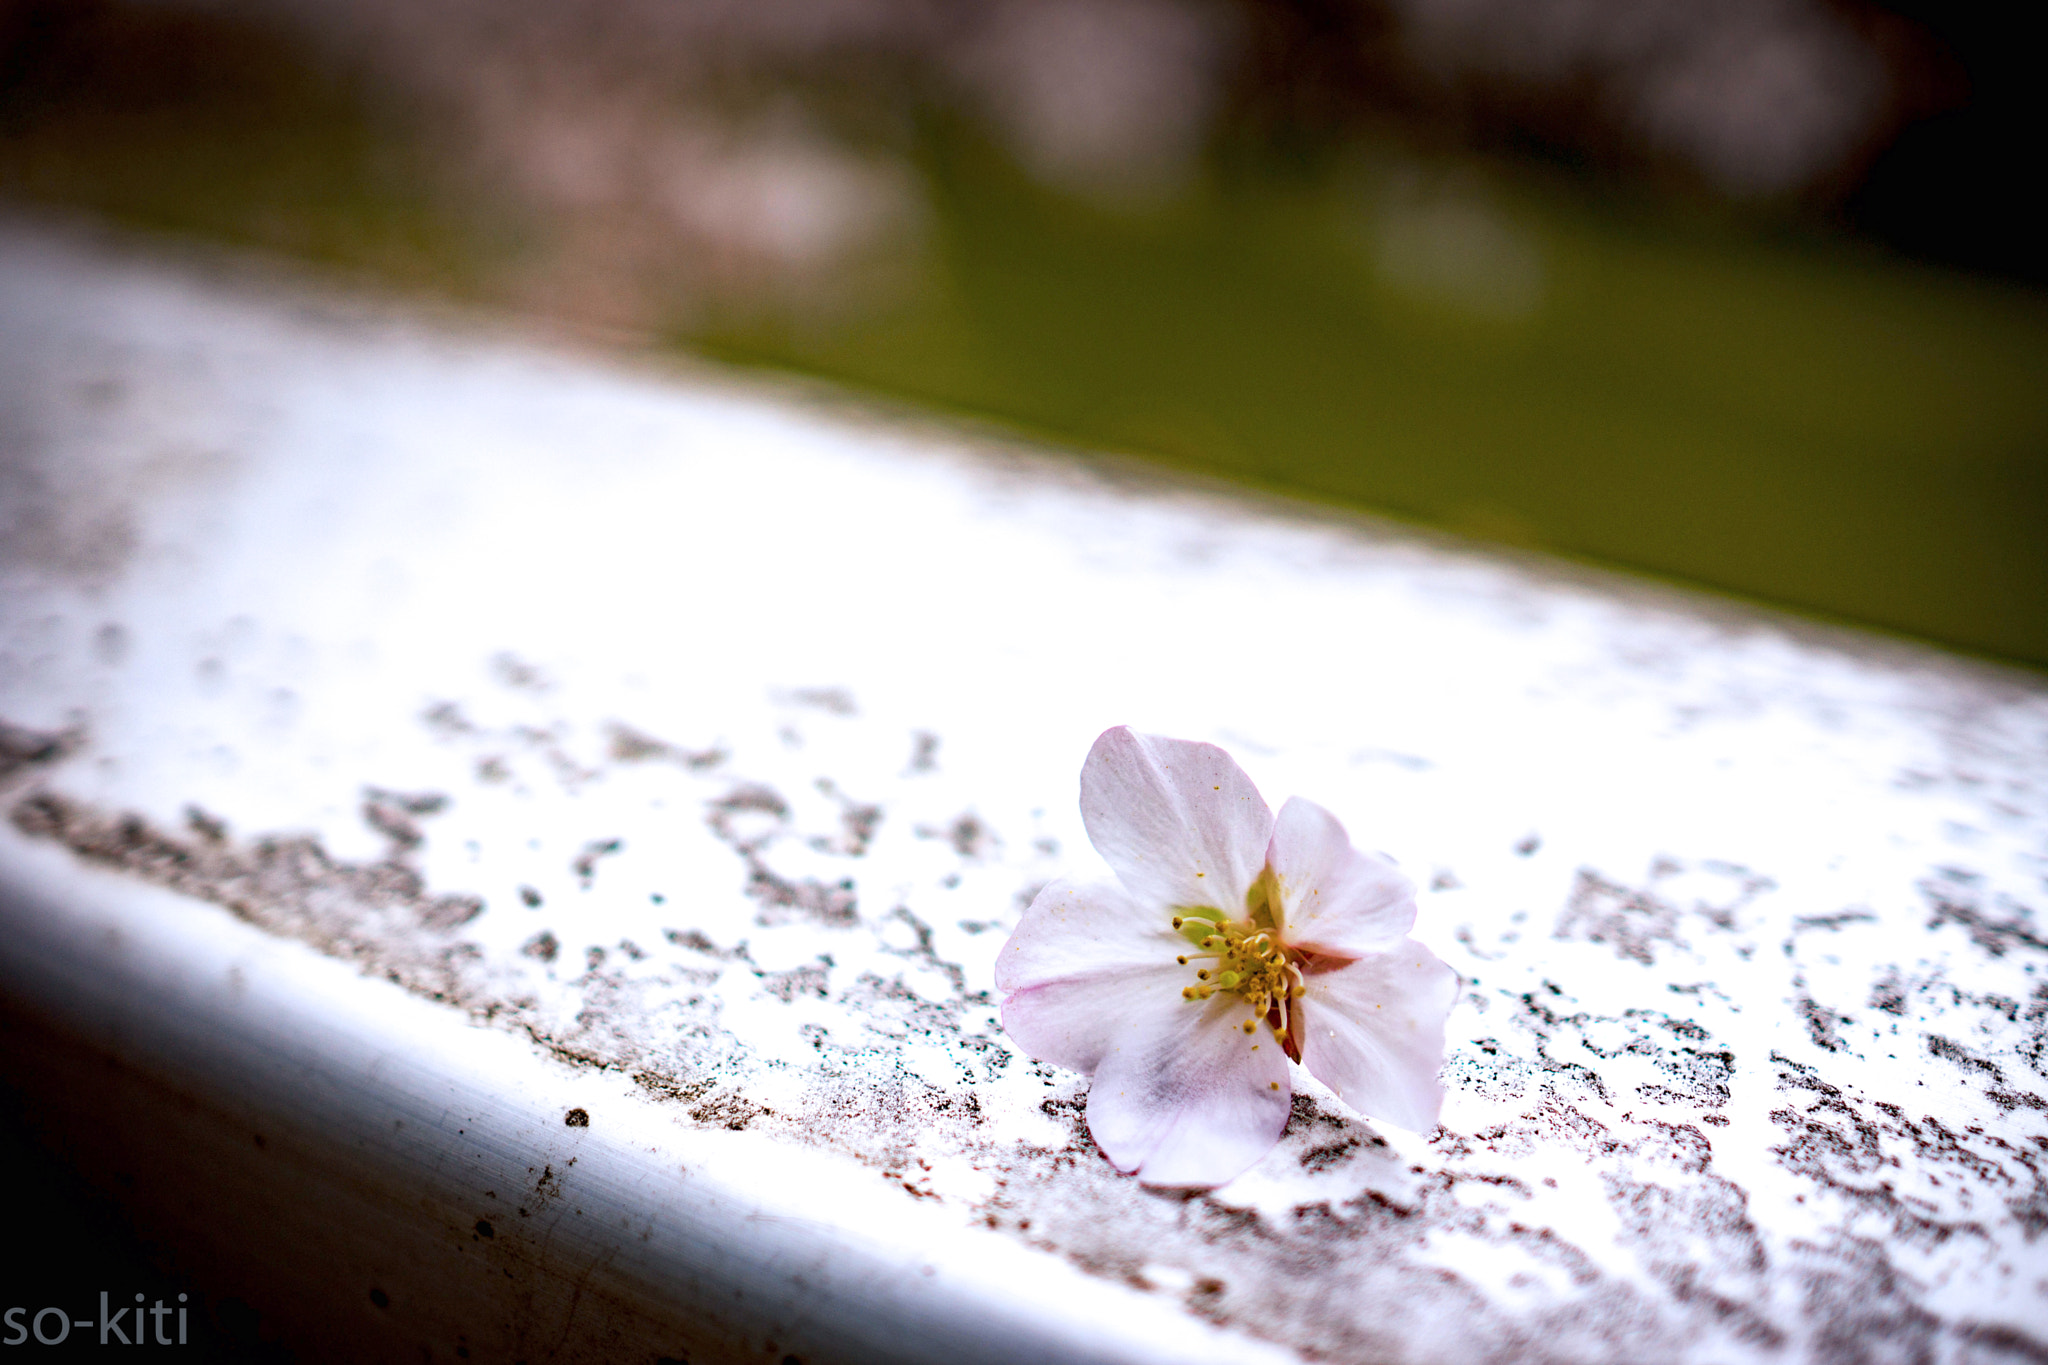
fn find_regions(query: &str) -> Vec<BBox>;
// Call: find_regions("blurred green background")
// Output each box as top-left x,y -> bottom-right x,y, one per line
703,135 -> 2048,665
4,0 -> 2044,665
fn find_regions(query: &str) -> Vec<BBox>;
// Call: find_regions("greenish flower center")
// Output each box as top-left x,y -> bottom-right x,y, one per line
1172,872 -> 1306,1060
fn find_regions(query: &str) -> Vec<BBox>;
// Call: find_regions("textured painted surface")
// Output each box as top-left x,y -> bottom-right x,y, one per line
2,217 -> 2045,1363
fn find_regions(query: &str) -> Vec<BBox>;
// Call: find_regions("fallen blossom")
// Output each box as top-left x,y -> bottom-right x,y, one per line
996,726 -> 1457,1187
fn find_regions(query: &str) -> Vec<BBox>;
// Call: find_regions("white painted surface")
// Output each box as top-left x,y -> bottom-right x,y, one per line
2,216 -> 2044,1363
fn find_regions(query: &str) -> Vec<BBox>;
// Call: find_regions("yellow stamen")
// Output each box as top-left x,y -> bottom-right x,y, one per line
1170,902 -> 1307,1054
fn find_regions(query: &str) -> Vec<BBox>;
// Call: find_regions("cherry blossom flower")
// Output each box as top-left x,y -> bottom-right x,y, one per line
996,727 -> 1458,1187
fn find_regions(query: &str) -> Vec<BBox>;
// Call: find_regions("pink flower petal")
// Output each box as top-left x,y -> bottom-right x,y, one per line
1079,726 -> 1272,916
994,878 -> 1177,993
1084,979 -> 1293,1187
1296,941 -> 1459,1133
997,879 -> 1187,1075
1266,796 -> 1417,957
1000,962 -> 1182,1077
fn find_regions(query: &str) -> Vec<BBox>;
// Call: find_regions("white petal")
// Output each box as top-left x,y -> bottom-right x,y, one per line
994,878 -> 1177,993
1296,941 -> 1458,1133
1079,726 -> 1272,915
996,879 -> 1186,1074
1267,796 -> 1416,956
1084,983 -> 1293,1187
1001,965 -> 1182,1076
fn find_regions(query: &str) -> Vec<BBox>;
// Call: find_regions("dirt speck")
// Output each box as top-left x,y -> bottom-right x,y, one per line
0,718 -> 84,782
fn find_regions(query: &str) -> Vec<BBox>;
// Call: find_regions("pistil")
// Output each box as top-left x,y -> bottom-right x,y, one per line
1173,907 -> 1308,1061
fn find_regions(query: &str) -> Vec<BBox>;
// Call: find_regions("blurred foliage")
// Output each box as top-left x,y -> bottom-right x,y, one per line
702,130 -> 2048,666
2,0 -> 2044,667
0,0 -> 494,281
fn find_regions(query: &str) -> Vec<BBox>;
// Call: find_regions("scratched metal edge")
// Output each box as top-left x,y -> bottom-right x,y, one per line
0,828 -> 1290,1365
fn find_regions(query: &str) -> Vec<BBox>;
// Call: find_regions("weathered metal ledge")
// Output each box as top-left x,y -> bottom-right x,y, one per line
1,215 -> 2044,1364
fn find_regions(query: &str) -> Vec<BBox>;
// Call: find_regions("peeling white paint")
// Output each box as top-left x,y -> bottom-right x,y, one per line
2,216 -> 2045,1363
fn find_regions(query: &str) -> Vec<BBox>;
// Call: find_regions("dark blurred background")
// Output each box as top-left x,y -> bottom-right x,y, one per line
3,0 -> 2044,666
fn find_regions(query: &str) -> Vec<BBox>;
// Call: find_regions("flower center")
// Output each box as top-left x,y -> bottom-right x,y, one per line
1172,894 -> 1306,1061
